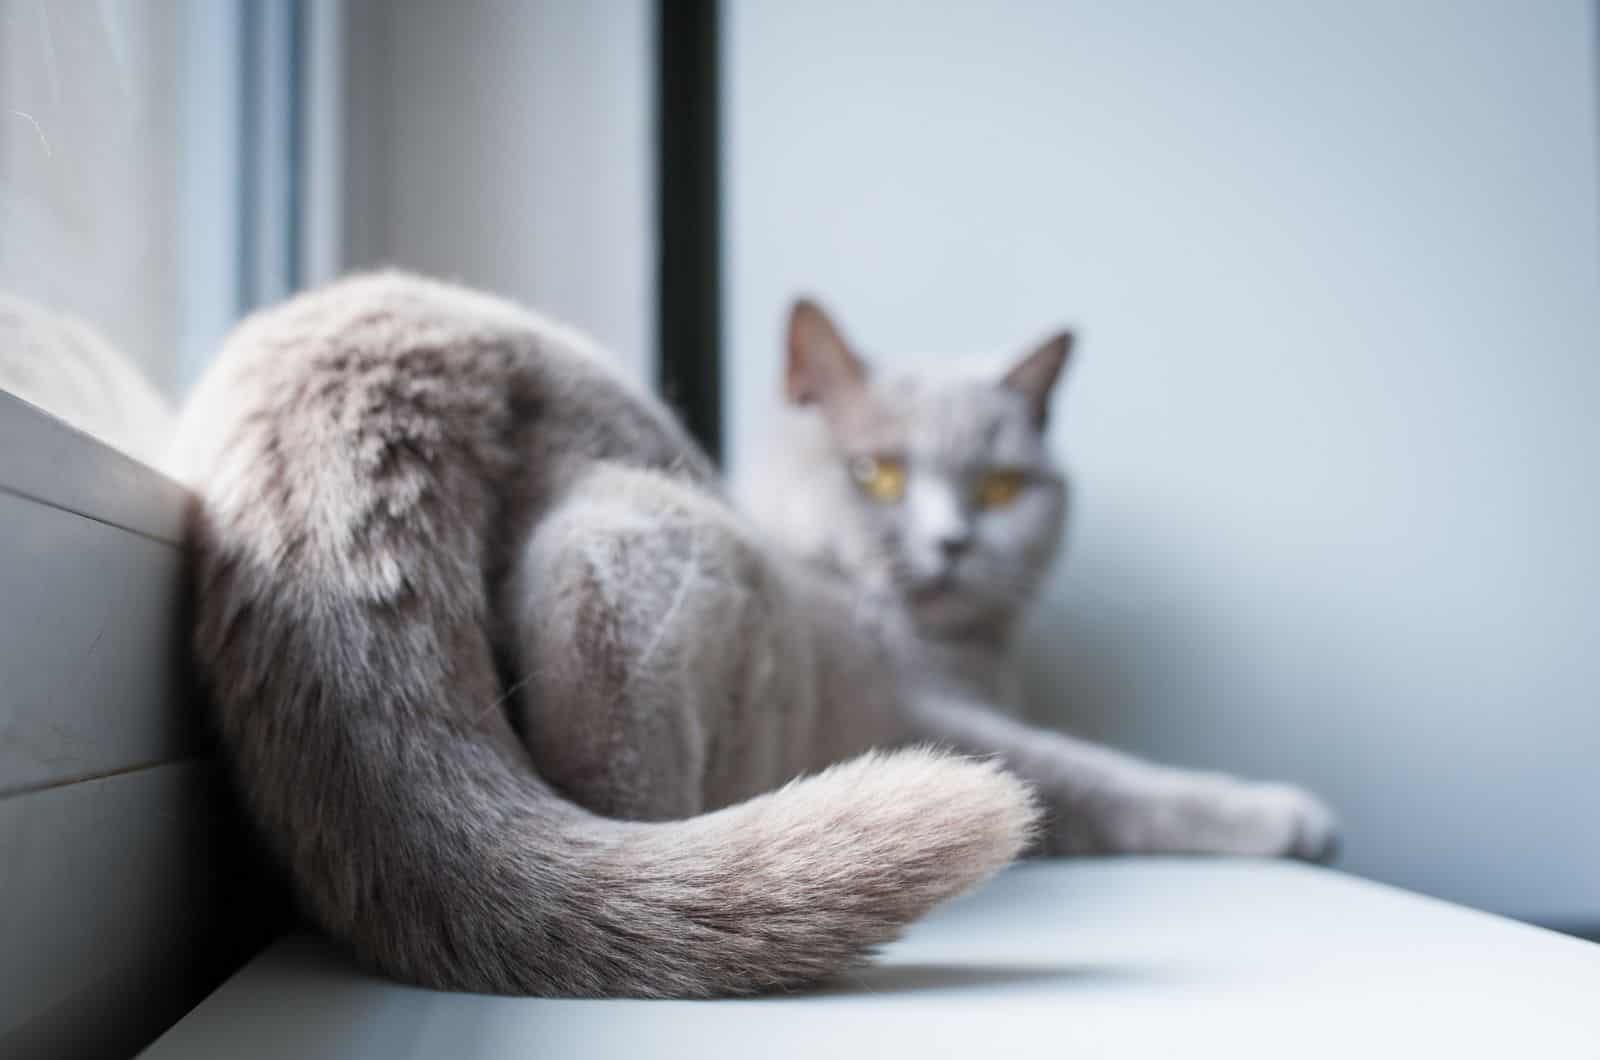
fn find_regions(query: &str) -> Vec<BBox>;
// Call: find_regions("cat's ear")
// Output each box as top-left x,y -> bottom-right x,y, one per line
1002,330 -> 1074,429
786,298 -> 866,407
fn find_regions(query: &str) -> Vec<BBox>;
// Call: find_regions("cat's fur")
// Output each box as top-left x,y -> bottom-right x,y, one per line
170,272 -> 1333,999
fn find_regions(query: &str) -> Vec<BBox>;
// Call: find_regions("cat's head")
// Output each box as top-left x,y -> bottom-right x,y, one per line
748,298 -> 1071,637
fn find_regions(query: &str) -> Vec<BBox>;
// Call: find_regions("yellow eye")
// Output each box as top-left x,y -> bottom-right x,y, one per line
850,455 -> 906,503
975,469 -> 1027,509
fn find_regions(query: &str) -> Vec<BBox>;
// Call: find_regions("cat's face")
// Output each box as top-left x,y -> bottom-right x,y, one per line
781,300 -> 1071,635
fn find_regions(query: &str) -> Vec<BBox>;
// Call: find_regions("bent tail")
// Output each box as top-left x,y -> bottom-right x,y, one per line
173,272 -> 1037,997
393,748 -> 1034,997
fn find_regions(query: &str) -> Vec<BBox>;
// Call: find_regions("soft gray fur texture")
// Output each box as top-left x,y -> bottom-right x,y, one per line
170,272 -> 1333,1000
169,273 -> 1035,999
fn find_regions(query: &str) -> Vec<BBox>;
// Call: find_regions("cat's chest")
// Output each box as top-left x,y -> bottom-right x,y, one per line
888,631 -> 1019,711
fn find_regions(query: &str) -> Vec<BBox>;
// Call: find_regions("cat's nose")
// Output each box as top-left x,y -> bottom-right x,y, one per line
937,533 -> 972,562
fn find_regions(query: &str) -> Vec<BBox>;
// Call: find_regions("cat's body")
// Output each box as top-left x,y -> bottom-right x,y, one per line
171,271 -> 1333,999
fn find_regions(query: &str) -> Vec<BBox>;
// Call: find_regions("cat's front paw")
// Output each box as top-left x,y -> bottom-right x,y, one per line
1105,775 -> 1340,862
1234,782 -> 1339,864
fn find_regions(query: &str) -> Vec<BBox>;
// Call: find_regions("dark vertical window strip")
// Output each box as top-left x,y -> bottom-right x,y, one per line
656,0 -> 724,465
237,0 -> 307,314
236,3 -> 260,316
1593,0 -> 1600,278
285,0 -> 306,294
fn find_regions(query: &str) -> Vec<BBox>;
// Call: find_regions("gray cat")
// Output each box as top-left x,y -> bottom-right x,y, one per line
169,272 -> 1334,1000
740,299 -> 1334,855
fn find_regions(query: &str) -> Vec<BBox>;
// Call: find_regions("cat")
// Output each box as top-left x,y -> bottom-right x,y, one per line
168,271 -> 1334,1000
739,300 -> 1336,858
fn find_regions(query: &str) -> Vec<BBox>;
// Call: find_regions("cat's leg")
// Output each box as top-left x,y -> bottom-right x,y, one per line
507,463 -> 758,822
905,696 -> 1337,861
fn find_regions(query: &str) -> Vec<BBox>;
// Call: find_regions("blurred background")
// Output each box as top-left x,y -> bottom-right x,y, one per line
2,0 -> 1597,937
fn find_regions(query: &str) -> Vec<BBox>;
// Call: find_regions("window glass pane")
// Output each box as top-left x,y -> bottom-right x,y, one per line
0,0 -> 234,466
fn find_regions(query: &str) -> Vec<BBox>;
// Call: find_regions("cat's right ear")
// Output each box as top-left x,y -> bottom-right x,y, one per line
1002,330 -> 1074,429
786,299 -> 866,407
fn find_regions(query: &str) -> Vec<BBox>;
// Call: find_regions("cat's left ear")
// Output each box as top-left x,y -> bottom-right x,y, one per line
786,298 -> 867,408
1002,330 -> 1074,429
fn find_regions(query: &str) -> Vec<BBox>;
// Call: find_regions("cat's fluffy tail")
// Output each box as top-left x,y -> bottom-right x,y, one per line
446,748 -> 1037,997
172,272 -> 1036,998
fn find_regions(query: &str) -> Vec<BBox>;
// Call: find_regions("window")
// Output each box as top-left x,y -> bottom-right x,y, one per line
0,0 -> 331,466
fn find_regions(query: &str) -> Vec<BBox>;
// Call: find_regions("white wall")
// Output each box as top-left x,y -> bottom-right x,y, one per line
342,0 -> 655,384
726,0 -> 1600,924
